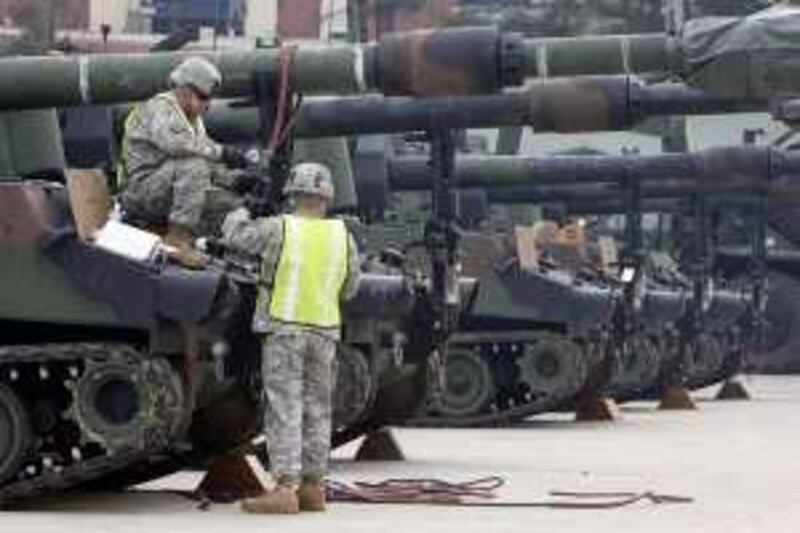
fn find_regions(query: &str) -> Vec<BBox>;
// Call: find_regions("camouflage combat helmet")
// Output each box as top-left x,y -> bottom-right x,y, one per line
284,162 -> 335,201
169,57 -> 222,97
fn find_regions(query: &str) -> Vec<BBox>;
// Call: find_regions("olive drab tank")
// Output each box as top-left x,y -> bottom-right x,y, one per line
0,124 -> 440,502
199,3 -> 800,404
53,9 -> 800,423
347,139 -> 761,426
5,7 -> 798,470
0,28 -> 525,504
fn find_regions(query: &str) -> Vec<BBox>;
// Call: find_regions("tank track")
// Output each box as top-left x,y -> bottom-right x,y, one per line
411,331 -> 602,428
684,333 -> 743,391
0,343 -> 184,505
617,332 -> 742,402
413,328 -> 741,428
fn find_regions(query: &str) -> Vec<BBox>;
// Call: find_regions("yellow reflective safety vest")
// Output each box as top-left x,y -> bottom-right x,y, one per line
267,214 -> 349,328
116,105 -> 139,190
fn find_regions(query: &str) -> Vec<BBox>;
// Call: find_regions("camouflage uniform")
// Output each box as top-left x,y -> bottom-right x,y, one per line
222,210 -> 360,483
120,91 -> 242,235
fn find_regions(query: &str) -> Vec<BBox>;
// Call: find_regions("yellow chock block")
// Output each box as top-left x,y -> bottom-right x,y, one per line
355,428 -> 405,461
196,453 -> 268,503
659,386 -> 697,410
716,379 -> 751,401
575,396 -> 620,422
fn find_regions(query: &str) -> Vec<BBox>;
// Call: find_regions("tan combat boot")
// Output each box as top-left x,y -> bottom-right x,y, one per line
297,475 -> 326,512
163,223 -> 208,269
241,483 -> 300,515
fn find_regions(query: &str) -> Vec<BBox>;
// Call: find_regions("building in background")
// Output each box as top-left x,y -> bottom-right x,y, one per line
244,0 -> 277,39
274,0 -> 457,40
276,0 -> 321,39
359,0 -> 457,39
89,0 -> 154,33
0,0 -> 155,34
0,0 -> 88,30
152,0 -> 245,36
0,1 -> 776,41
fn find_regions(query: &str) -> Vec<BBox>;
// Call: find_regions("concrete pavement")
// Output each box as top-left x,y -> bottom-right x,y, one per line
3,375 -> 798,533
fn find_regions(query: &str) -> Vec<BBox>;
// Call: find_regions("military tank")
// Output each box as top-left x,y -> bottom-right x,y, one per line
191,73 -> 788,418
130,96 -> 797,420
0,29 -> 525,504
21,7 -> 800,436
0,164 -> 462,501
367,142 -> 800,424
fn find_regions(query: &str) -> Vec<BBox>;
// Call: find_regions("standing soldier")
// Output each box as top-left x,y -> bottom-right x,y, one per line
221,162 -> 360,514
119,57 -> 255,266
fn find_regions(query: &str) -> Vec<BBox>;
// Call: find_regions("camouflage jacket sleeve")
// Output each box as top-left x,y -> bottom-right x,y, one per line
220,209 -> 283,274
342,232 -> 361,301
129,94 -> 223,161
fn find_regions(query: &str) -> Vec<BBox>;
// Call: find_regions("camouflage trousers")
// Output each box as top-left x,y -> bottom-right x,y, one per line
121,157 -> 241,236
262,331 -> 337,485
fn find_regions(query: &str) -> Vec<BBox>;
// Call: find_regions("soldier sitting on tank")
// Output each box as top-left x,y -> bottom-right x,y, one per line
220,162 -> 360,514
118,57 -> 257,267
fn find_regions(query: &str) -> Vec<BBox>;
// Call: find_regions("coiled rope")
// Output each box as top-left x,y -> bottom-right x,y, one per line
326,476 -> 694,509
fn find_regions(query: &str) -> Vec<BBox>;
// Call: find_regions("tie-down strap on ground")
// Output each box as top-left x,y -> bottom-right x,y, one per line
326,476 -> 694,509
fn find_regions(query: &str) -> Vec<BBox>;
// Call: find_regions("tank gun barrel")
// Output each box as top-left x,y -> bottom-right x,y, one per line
14,4 -> 800,112
205,77 -> 762,142
0,27 -> 526,110
522,34 -> 672,80
388,147 -> 800,193
5,6 -> 800,109
521,6 -> 800,100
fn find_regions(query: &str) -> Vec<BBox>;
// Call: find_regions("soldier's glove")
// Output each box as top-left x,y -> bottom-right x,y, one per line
221,145 -> 249,169
244,195 -> 273,218
196,237 -> 227,258
232,172 -> 261,194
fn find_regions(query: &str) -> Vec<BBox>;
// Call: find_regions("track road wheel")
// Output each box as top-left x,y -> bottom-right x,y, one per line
612,335 -> 661,397
516,334 -> 586,400
0,383 -> 33,485
333,345 -> 373,430
685,334 -> 725,387
756,271 -> 800,373
435,348 -> 495,418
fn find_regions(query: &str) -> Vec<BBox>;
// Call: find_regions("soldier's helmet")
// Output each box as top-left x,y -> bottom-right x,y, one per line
284,162 -> 335,201
169,57 -> 222,97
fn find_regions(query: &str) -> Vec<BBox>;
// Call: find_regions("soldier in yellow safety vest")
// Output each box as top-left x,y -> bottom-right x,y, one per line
221,162 -> 360,514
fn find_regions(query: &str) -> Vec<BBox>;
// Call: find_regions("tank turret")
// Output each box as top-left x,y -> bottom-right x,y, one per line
384,147 -> 800,193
